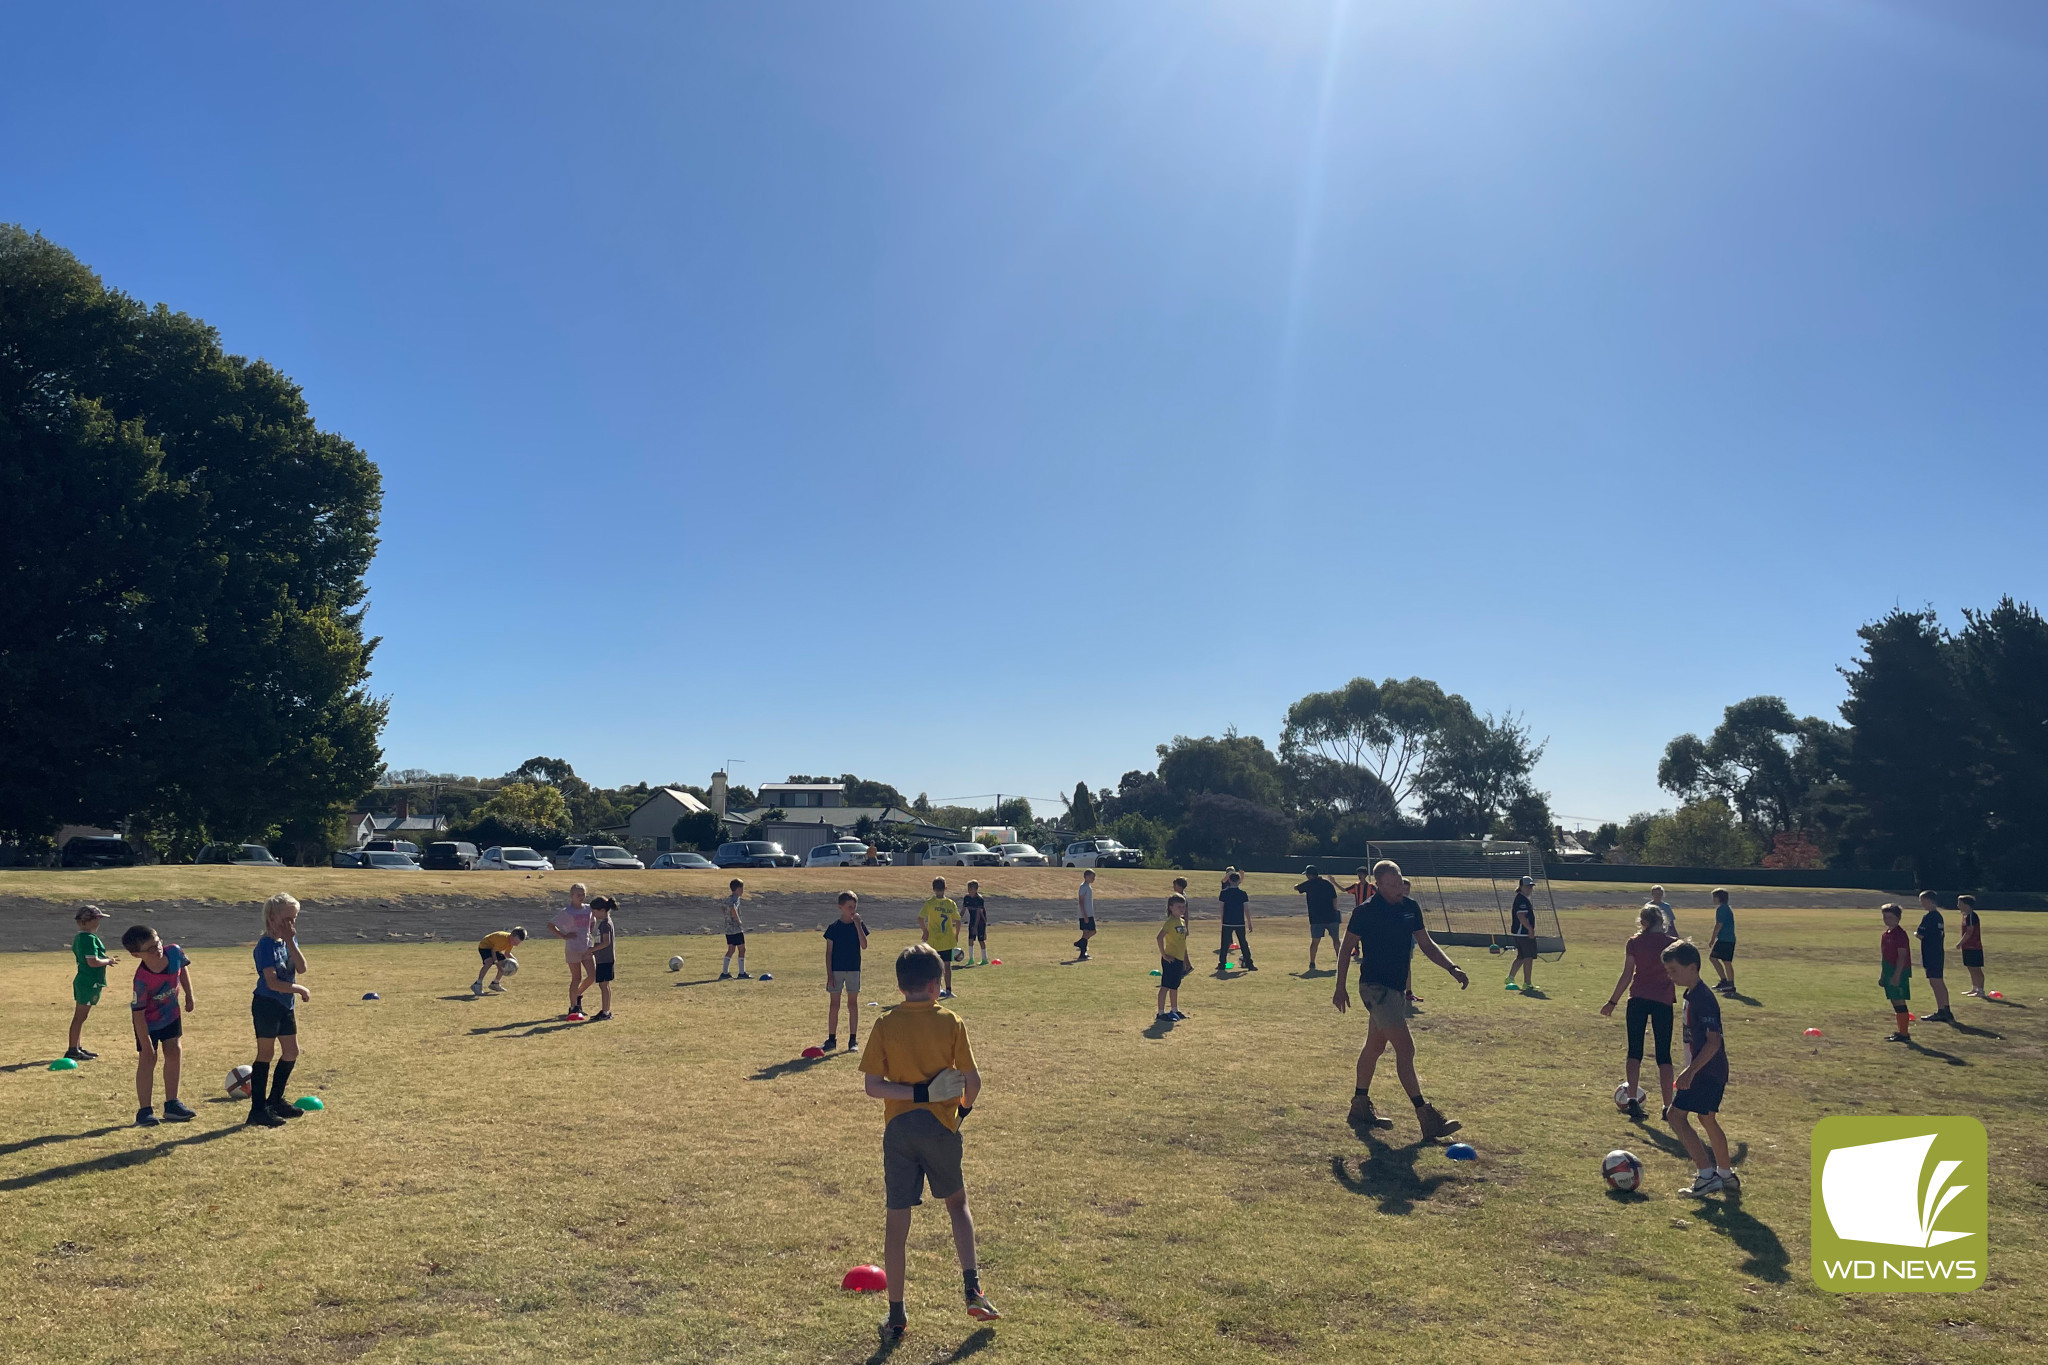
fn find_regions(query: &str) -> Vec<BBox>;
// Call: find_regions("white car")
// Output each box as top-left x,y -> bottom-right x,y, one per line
649,851 -> 717,869
1061,838 -> 1143,868
478,846 -> 551,871
996,842 -> 1047,867
552,844 -> 646,871
806,840 -> 876,868
929,841 -> 1001,868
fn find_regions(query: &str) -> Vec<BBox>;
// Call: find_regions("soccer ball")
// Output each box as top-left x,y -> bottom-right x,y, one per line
668,955 -> 684,972
499,955 -> 519,978
1602,1149 -> 1644,1192
1612,1083 -> 1646,1111
226,1065 -> 254,1100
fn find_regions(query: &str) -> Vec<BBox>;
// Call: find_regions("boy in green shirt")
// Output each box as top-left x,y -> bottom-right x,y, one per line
66,904 -> 116,1061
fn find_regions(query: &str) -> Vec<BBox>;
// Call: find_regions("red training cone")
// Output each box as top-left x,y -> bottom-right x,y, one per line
990,958 -> 1001,965
1989,991 -> 2004,1000
800,1046 -> 825,1059
842,1264 -> 887,1293
1803,1028 -> 1823,1038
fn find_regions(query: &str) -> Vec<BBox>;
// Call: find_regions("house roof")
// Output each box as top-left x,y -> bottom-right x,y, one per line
758,783 -> 845,793
729,805 -> 964,841
374,815 -> 446,832
613,787 -> 710,822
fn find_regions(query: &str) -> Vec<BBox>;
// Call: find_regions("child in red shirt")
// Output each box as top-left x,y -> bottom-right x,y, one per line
1880,903 -> 1913,1042
1957,894 -> 1988,998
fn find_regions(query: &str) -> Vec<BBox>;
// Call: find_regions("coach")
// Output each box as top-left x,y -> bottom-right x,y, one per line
1332,859 -> 1468,1140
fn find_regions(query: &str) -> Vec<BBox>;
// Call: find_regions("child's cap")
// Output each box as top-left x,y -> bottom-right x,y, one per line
1304,865 -> 1318,876
75,903 -> 107,923
1519,875 -> 1535,887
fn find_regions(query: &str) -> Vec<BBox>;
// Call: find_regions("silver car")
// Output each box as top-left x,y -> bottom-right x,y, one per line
551,844 -> 646,871
478,846 -> 552,871
996,842 -> 1047,867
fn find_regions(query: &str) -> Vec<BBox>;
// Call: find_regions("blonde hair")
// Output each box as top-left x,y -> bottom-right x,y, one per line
1372,859 -> 1402,879
570,882 -> 588,899
264,892 -> 300,934
1636,903 -> 1663,933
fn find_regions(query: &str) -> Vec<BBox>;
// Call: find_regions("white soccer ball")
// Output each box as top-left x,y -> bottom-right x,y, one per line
499,955 -> 519,978
668,955 -> 684,972
226,1064 -> 254,1100
1602,1149 -> 1644,1192
1612,1083 -> 1646,1111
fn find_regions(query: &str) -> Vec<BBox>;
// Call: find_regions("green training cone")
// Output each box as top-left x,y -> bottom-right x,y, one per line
293,1095 -> 325,1111
48,1057 -> 79,1071
1149,969 -> 1161,976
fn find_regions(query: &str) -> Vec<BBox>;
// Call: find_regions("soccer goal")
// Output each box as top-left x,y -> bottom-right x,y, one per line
1364,839 -> 1566,961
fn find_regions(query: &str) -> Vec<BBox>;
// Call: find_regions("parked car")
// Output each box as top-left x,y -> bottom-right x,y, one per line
362,850 -> 422,870
649,850 -> 717,870
331,848 -> 367,868
61,836 -> 139,869
1062,838 -> 1143,868
477,846 -> 552,871
930,841 -> 1002,868
996,842 -> 1047,867
552,844 -> 645,871
421,841 -> 480,870
806,840 -> 878,868
714,840 -> 799,869
364,839 -> 421,859
197,843 -> 282,865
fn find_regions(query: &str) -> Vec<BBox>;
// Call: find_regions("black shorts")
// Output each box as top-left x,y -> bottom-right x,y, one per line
1625,997 -> 1674,1065
1078,917 -> 1096,932
725,932 -> 746,947
479,946 -> 507,963
1711,940 -> 1735,962
1921,947 -> 1944,979
1160,957 -> 1189,989
1671,1072 -> 1726,1115
1512,933 -> 1539,961
1961,948 -> 1984,968
594,960 -> 615,983
137,1018 -> 182,1051
252,995 -> 299,1039
1309,918 -> 1340,939
969,920 -> 987,943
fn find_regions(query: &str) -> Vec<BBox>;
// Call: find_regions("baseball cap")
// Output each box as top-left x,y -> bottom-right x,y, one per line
1519,875 -> 1535,886
74,903 -> 107,923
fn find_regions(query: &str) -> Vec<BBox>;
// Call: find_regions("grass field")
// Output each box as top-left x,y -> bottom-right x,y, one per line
2,906 -> 2043,1364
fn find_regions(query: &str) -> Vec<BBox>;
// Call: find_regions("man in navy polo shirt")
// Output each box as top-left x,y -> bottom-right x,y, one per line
1331,858 -> 1469,1138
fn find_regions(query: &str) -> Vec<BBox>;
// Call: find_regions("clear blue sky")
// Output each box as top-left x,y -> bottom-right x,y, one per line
8,2 -> 2046,823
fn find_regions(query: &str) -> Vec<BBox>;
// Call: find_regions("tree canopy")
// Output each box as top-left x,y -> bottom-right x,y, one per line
0,227 -> 385,858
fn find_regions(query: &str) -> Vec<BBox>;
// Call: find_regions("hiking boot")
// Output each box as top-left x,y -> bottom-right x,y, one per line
1347,1094 -> 1395,1129
1416,1103 -> 1463,1140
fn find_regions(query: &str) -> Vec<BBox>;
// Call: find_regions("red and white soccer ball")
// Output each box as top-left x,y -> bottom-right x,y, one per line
1602,1149 -> 1644,1192
1612,1083 -> 1646,1111
226,1064 -> 254,1100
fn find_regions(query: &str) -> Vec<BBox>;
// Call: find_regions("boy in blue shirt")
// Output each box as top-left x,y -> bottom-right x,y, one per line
1663,940 -> 1736,1196
1708,889 -> 1737,996
247,893 -> 312,1128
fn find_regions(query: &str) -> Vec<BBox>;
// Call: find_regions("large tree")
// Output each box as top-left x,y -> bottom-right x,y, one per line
0,227 -> 385,857
1657,696 -> 1842,836
1280,676 -> 1456,814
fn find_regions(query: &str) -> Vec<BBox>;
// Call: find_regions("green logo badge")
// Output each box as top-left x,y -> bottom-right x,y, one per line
1811,1116 -> 1987,1292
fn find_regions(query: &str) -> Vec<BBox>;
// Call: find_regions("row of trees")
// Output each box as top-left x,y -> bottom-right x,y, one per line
1614,600 -> 2048,889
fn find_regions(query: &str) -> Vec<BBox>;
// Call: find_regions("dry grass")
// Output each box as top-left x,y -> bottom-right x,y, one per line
1,908 -> 2043,1363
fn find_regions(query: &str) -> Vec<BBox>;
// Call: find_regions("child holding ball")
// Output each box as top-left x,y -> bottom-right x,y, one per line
473,926 -> 526,995
246,893 -> 312,1128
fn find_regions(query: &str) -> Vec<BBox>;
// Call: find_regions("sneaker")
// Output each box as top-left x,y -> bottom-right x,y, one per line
879,1319 -> 906,1341
489,981 -> 506,993
564,1011 -> 587,1022
846,1036 -> 857,1050
1077,953 -> 1091,961
1925,1008 -> 1955,1023
1626,1099 -> 1647,1121
1347,1094 -> 1396,1130
1682,1171 -> 1725,1197
1406,991 -> 1425,1005
162,1099 -> 196,1122
1155,1012 -> 1172,1023
266,1098 -> 302,1119
1716,984 -> 1737,996
1416,1103 -> 1462,1140
64,1047 -> 92,1062
1719,1171 -> 1742,1193
593,1010 -> 613,1021
76,1047 -> 98,1059
1075,938 -> 1087,951
471,980 -> 484,997
1169,1010 -> 1186,1021
822,1036 -> 838,1051
718,972 -> 733,980
573,997 -> 584,1012
136,1108 -> 159,1127
1886,1031 -> 1912,1042
1244,963 -> 1258,972
965,1291 -> 1001,1321
737,972 -> 752,980
245,1107 -> 286,1129
939,989 -> 954,1000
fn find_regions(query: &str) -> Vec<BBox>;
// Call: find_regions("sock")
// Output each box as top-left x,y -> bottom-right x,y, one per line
963,1267 -> 981,1298
269,1058 -> 294,1103
1410,1093 -> 1428,1108
887,1300 -> 906,1326
249,1060 -> 271,1111
1895,1011 -> 1911,1032
1715,1166 -> 1733,1178
738,956 -> 746,973
1354,1087 -> 1369,1098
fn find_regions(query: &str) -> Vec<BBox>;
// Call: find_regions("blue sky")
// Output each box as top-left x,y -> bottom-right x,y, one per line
8,1 -> 2046,824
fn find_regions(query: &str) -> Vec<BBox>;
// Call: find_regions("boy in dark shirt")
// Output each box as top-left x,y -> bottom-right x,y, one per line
822,891 -> 869,1050
1507,875 -> 1539,991
1957,894 -> 1988,998
961,882 -> 989,967
589,897 -> 618,1021
1662,940 -> 1735,1196
1916,891 -> 1953,1022
1216,872 -> 1255,971
1879,903 -> 1913,1041
1295,867 -> 1342,971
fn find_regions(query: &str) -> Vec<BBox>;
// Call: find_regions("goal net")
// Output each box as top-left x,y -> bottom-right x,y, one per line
1363,839 -> 1565,960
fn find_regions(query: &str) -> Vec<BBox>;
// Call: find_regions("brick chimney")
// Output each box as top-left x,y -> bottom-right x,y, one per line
396,797 -> 410,822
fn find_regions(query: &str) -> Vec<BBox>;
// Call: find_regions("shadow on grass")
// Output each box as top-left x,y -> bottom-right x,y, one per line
503,1021 -> 590,1039
467,1018 -> 561,1035
0,1060 -> 59,1074
1903,1038 -> 1968,1066
437,993 -> 484,1001
748,1054 -> 838,1082
1604,1187 -> 1650,1205
1940,1018 -> 2004,1039
1725,992 -> 1763,1007
1516,986 -> 1550,999
949,1326 -> 997,1360
1979,995 -> 2026,1008
1693,1196 -> 1791,1282
862,1332 -> 902,1365
1329,1132 -> 1455,1214
1141,1018 -> 1174,1040
670,978 -> 726,988
1295,968 -> 1336,979
0,1124 -> 238,1191
0,1124 -> 128,1158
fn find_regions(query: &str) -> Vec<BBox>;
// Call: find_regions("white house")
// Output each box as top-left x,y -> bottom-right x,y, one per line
609,787 -> 714,852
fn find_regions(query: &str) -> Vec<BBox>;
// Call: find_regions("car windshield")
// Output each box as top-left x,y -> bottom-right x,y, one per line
502,848 -> 541,861
744,843 -> 781,853
1001,844 -> 1033,853
239,846 -> 274,859
1095,840 -> 1125,850
367,852 -> 413,867
594,847 -> 631,859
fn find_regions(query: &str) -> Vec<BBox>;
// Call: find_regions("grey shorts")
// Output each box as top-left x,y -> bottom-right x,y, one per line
827,969 -> 861,995
883,1108 -> 964,1210
1358,981 -> 1409,1032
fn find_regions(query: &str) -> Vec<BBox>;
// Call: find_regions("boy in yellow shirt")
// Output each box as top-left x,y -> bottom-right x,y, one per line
472,926 -> 526,996
860,944 -> 998,1337
1156,893 -> 1192,1022
918,877 -> 961,1000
